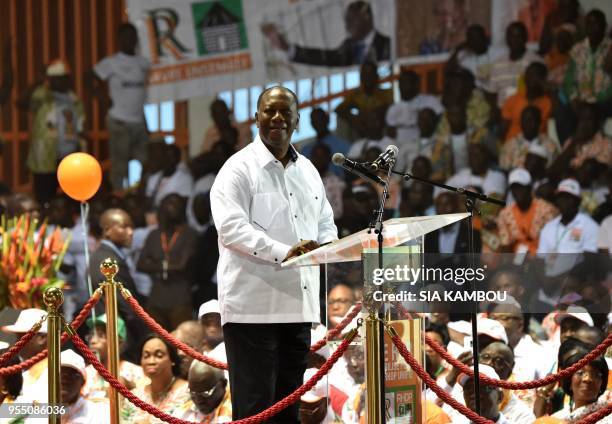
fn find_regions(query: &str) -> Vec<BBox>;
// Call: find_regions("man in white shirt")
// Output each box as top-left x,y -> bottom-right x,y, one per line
210,86 -> 337,422
59,349 -> 109,424
93,23 -> 150,191
144,143 -> 193,207
537,178 -> 600,255
385,70 -> 443,146
445,143 -> 507,198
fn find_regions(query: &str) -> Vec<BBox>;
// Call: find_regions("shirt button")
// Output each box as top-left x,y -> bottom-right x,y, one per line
253,252 -> 257,256
315,196 -> 318,200
294,215 -> 297,218
290,193 -> 293,196
274,258 -> 278,262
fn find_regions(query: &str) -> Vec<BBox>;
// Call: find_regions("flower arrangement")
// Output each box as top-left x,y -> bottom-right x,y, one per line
0,214 -> 71,310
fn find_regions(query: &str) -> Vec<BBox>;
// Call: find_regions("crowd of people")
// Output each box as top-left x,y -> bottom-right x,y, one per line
0,1 -> 610,423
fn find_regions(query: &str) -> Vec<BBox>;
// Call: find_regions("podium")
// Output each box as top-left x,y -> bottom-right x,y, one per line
283,213 -> 469,423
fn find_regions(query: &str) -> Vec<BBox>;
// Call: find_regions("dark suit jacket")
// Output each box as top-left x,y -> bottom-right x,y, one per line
292,32 -> 391,67
89,241 -> 147,362
424,222 -> 481,254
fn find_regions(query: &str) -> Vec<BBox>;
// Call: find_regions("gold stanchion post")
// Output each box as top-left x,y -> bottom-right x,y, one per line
365,313 -> 384,424
100,258 -> 121,424
43,287 -> 63,424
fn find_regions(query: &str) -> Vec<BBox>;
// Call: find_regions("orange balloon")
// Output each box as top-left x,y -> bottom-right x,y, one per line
57,153 -> 102,202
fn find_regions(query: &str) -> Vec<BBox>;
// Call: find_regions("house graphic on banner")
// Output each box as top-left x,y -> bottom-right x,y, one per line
193,1 -> 248,55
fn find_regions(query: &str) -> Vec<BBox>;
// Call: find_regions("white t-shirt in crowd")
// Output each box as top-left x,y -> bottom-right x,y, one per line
597,214 -> 612,251
94,52 -> 149,124
537,212 -> 600,254
385,94 -> 443,144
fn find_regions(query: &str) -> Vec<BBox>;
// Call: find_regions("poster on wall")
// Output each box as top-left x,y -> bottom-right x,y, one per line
127,0 -> 395,102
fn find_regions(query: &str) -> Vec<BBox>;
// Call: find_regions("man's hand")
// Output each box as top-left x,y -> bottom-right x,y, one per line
284,240 -> 320,261
445,350 -> 473,386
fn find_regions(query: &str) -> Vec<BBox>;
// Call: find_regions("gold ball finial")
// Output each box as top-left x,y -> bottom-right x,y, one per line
43,287 -> 64,311
100,258 -> 119,281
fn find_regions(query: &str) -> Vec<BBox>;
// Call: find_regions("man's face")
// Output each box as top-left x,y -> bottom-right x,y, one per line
189,373 -> 226,414
586,13 -> 606,47
506,25 -> 526,52
310,110 -> 328,134
105,212 -> 134,248
447,106 -> 467,134
88,327 -> 108,362
511,184 -> 532,211
360,64 -> 379,93
434,193 -> 458,215
468,144 -> 488,175
60,367 -> 84,405
327,285 -> 355,326
255,88 -> 299,151
346,345 -> 365,384
48,75 -> 71,93
417,110 -> 437,138
555,193 -> 580,220
345,6 -> 372,41
399,74 -> 419,100
479,343 -> 514,380
424,331 -> 443,366
201,313 -> 224,349
211,101 -> 231,127
489,309 -> 523,346
466,27 -> 488,54
560,317 -> 589,343
310,145 -> 331,175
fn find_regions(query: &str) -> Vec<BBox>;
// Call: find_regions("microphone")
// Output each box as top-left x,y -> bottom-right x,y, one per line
332,153 -> 385,186
369,145 -> 399,171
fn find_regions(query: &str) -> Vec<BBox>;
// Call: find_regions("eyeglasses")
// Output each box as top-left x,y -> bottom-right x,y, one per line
479,353 -> 512,370
328,299 -> 353,306
190,381 -> 221,399
574,369 -> 603,381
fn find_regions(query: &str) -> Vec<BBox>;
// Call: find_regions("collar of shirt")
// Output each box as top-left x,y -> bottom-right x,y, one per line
360,29 -> 376,52
252,134 -> 298,168
100,239 -> 126,261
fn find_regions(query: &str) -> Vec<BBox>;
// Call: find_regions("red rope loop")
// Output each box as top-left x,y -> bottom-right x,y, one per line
425,332 -> 612,390
309,302 -> 362,352
0,316 -> 45,367
124,295 -> 229,370
388,332 -> 494,424
71,329 -> 356,424
0,290 -> 101,376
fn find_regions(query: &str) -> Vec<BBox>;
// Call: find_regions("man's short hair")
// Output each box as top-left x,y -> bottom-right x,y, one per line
347,1 -> 372,19
256,86 -> 299,110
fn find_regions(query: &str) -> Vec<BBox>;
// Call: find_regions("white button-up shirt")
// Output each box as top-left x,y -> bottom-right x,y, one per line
537,212 -> 599,253
210,135 -> 338,325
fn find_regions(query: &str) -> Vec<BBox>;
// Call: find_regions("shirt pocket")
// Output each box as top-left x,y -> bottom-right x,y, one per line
251,192 -> 288,232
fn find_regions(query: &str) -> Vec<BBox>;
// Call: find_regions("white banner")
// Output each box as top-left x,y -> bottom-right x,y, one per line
127,0 -> 395,102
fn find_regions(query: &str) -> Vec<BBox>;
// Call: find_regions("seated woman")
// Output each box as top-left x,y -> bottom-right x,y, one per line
122,334 -> 190,423
552,352 -> 609,422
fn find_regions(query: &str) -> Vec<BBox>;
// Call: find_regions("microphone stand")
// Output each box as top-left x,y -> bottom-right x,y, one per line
366,159 -> 395,423
393,170 -> 504,415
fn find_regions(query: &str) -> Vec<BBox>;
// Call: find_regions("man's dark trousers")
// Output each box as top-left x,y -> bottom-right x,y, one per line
224,322 -> 311,423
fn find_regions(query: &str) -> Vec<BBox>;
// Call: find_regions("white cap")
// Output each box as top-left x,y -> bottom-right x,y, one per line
508,168 -> 532,186
447,320 -> 471,336
557,178 -> 581,198
0,341 -> 8,349
301,368 -> 328,402
2,309 -> 48,334
46,59 -> 70,76
458,364 -> 500,387
477,318 -> 508,344
554,306 -> 594,327
60,349 -> 86,380
198,299 -> 220,319
527,143 -> 548,159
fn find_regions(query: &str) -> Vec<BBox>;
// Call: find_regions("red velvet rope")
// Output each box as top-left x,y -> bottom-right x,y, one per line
388,332 -> 494,424
125,294 -> 361,370
309,302 -> 362,352
0,291 -> 101,376
424,332 -> 612,390
124,295 -> 229,370
574,403 -> 612,424
0,319 -> 42,367
71,329 -> 357,424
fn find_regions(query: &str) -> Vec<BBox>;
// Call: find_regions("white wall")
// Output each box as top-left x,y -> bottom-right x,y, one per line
187,96 -> 215,158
